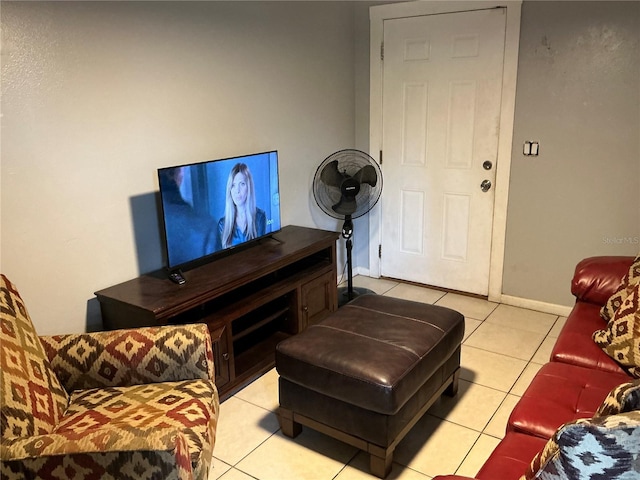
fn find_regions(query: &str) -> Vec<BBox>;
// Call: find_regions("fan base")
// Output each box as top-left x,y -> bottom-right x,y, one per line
337,286 -> 377,308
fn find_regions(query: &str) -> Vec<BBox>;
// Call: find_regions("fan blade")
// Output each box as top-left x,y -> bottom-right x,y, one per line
354,165 -> 378,187
320,160 -> 344,188
332,197 -> 357,216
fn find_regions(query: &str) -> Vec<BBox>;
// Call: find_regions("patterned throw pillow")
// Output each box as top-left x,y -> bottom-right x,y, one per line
595,380 -> 640,417
600,254 -> 640,322
523,411 -> 640,480
593,282 -> 640,379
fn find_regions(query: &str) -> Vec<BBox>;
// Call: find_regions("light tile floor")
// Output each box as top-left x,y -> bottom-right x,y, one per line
209,276 -> 567,480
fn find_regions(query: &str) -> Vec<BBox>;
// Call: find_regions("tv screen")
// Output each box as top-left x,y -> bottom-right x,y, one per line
158,151 -> 282,270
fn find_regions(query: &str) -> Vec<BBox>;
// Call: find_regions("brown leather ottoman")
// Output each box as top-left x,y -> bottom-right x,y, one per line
275,294 -> 464,478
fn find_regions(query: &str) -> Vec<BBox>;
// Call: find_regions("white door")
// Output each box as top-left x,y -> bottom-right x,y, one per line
380,8 -> 506,296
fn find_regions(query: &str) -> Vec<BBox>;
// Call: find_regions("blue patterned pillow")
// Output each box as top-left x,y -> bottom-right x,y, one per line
528,411 -> 640,480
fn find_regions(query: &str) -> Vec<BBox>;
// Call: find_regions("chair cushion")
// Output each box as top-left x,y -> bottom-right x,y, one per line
593,282 -> 640,379
53,379 -> 217,479
0,275 -> 69,438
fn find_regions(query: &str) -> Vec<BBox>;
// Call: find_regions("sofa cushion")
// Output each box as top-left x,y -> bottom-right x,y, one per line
507,362 -> 631,439
600,254 -> 640,322
523,411 -> 640,480
0,275 -> 69,439
595,379 -> 640,416
593,282 -> 640,379
474,432 -> 547,480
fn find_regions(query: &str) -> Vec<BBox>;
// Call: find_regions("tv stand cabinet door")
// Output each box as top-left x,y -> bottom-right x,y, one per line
300,270 -> 337,330
209,324 -> 231,389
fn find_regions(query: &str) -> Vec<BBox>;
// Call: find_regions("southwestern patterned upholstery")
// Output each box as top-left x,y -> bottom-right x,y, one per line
600,254 -> 640,323
595,380 -> 640,417
0,274 -> 219,480
593,281 -> 640,378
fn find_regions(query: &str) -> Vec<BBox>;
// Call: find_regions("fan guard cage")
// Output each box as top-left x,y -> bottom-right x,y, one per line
313,149 -> 383,220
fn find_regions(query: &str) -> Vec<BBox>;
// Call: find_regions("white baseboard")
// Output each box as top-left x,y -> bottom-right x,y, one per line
341,272 -> 574,317
500,294 -> 573,317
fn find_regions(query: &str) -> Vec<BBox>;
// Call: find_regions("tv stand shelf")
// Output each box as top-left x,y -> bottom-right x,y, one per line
95,225 -> 339,399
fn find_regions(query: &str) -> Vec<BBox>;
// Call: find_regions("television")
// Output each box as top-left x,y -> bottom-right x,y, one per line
158,151 -> 282,272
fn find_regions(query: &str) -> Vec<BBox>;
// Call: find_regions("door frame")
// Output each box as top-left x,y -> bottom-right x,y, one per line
368,0 -> 522,302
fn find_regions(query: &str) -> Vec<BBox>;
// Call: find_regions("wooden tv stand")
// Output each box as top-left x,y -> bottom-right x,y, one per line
95,225 -> 339,399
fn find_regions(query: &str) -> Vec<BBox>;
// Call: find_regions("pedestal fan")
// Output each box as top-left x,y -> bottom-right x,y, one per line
313,149 -> 383,306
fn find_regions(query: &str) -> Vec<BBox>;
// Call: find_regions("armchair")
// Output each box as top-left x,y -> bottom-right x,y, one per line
0,274 -> 219,480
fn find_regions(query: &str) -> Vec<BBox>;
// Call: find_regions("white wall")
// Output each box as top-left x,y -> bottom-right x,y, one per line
503,1 -> 640,306
1,1 -> 358,334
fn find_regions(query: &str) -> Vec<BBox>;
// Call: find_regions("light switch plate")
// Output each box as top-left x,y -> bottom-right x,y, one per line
523,141 -> 539,156
531,142 -> 539,155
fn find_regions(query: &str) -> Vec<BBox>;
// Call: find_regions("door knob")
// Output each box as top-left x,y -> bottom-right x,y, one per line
480,180 -> 492,192
483,160 -> 493,170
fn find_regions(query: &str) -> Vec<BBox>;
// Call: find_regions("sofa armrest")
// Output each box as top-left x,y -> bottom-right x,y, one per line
571,256 -> 634,305
40,323 -> 215,392
1,430 -> 194,479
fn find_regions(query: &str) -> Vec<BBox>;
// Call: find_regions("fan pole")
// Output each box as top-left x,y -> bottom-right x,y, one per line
342,215 -> 355,301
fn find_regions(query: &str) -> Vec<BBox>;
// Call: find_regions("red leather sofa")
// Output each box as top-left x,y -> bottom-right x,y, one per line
433,256 -> 636,480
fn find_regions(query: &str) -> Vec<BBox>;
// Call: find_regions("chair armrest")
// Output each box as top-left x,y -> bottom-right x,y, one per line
571,256 -> 634,305
1,430 -> 193,479
40,323 -> 215,392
